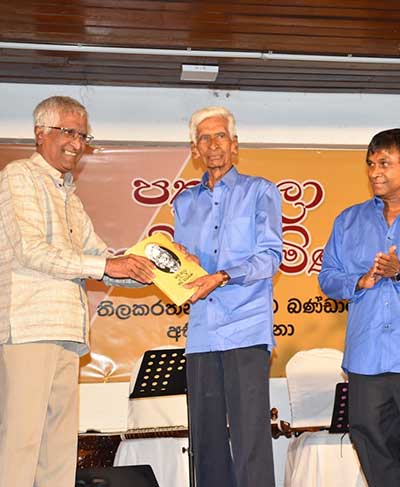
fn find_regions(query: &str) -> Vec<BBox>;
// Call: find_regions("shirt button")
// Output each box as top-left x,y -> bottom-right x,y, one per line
384,324 -> 391,329
209,298 -> 213,302
214,226 -> 218,230
214,202 -> 219,205
214,249 -> 217,254
70,229 -> 73,233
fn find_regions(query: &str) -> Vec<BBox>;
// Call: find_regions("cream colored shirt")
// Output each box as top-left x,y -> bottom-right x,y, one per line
0,152 -> 110,352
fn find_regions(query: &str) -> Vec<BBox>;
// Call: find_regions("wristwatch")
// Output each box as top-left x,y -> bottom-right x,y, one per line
393,272 -> 400,282
216,270 -> 230,287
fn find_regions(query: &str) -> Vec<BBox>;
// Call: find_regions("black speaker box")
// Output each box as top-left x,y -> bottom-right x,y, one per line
75,464 -> 159,487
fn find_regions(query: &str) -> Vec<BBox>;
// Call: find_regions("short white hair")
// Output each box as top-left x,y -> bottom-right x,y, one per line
189,106 -> 237,143
33,96 -> 89,134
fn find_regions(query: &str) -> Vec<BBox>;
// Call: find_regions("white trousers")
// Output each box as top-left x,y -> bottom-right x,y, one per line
0,343 -> 79,487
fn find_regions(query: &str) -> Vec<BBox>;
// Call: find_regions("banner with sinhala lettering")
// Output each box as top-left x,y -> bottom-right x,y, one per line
0,144 -> 370,381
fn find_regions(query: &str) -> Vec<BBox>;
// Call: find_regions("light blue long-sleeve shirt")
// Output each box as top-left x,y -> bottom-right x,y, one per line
173,166 -> 282,354
319,196 -> 400,374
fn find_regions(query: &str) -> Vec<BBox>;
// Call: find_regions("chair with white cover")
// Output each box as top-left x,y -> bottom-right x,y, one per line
284,348 -> 367,487
114,346 -> 189,487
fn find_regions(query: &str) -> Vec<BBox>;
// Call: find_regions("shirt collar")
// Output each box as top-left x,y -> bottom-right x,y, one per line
372,195 -> 384,210
30,152 -> 75,190
200,165 -> 239,192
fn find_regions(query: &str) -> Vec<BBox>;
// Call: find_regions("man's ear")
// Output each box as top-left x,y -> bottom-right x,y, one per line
231,136 -> 239,155
191,142 -> 200,159
34,126 -> 44,146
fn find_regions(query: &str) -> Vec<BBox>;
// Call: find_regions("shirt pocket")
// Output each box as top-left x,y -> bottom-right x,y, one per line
223,216 -> 253,252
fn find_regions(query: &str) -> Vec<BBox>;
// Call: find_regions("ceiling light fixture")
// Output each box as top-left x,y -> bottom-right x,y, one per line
180,64 -> 219,82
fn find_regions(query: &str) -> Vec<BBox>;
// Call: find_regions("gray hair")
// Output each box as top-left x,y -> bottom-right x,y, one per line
189,106 -> 237,143
33,96 -> 89,133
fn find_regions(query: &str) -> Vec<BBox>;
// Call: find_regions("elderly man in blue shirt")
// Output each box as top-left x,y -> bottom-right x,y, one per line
173,106 -> 282,487
319,128 -> 400,487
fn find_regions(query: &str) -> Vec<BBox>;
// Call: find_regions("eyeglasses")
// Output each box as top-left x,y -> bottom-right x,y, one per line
40,126 -> 94,144
197,132 -> 228,145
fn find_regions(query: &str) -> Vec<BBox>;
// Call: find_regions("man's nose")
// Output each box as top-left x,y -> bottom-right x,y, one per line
70,135 -> 84,151
369,165 -> 381,177
209,135 -> 219,149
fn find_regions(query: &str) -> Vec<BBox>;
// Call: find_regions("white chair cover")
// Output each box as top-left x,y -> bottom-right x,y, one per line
114,437 -> 189,487
284,431 -> 367,487
284,348 -> 367,487
286,348 -> 345,428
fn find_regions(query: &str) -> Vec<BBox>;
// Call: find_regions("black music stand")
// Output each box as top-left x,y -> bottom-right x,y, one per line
329,382 -> 349,434
129,348 -> 195,487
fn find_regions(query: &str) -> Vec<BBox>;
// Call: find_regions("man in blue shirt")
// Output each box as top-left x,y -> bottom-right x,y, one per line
173,106 -> 282,487
319,128 -> 400,487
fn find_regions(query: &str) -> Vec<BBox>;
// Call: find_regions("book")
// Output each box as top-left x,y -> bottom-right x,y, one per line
125,233 -> 207,306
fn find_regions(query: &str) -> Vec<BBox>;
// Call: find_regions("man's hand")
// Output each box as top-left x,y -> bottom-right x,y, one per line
184,273 -> 225,303
374,245 -> 400,278
356,246 -> 399,290
105,255 -> 155,284
172,242 -> 200,265
357,262 -> 381,290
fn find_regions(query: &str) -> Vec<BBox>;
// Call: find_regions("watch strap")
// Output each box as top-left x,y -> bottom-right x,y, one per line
216,270 -> 230,287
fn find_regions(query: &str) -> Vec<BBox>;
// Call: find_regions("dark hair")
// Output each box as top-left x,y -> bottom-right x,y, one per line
367,128 -> 400,159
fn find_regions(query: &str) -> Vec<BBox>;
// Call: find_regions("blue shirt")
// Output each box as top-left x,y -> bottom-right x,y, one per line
319,197 -> 400,375
173,166 -> 282,354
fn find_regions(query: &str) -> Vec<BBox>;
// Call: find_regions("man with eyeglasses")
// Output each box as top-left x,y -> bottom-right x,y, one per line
173,106 -> 282,487
0,96 -> 155,487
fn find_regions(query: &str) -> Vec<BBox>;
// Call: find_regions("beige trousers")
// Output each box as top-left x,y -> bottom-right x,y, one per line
0,343 -> 79,487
